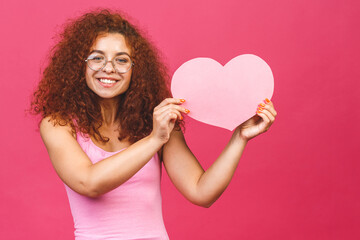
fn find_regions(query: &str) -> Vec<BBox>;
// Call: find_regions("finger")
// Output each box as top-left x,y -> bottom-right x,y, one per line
264,98 -> 275,109
258,102 -> 277,117
155,103 -> 189,116
160,109 -> 183,122
154,98 -> 185,111
259,99 -> 277,117
258,108 -> 275,122
163,112 -> 178,125
167,112 -> 180,127
256,109 -> 271,124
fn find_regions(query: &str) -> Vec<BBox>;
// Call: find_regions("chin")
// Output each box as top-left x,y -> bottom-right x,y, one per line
87,80 -> 131,99
95,89 -> 128,99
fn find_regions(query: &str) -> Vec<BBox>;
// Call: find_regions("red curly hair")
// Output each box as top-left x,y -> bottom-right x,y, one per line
31,9 -> 180,143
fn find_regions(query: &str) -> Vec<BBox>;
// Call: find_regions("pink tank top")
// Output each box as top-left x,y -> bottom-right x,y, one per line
64,131 -> 169,240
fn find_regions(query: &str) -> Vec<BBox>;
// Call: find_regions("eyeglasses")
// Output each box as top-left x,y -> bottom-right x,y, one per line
85,52 -> 134,73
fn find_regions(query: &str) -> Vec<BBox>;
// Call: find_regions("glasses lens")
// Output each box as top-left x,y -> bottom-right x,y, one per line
114,54 -> 132,73
87,54 -> 105,71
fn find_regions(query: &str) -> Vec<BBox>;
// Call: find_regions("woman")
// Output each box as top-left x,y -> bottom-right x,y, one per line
31,9 -> 277,240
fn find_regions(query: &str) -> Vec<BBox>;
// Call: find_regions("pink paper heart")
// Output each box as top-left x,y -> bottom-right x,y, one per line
171,54 -> 274,131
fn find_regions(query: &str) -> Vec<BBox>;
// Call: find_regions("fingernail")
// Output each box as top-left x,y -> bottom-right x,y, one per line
180,116 -> 183,120
259,103 -> 265,107
264,98 -> 270,103
180,99 -> 186,103
185,109 -> 190,113
258,107 -> 263,111
257,110 -> 262,114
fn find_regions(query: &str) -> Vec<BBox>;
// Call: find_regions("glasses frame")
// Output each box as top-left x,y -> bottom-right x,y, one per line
85,52 -> 134,74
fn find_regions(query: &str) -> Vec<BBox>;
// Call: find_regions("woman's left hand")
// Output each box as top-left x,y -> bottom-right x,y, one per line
236,98 -> 277,141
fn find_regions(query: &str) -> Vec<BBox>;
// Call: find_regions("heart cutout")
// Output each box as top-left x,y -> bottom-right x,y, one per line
171,54 -> 274,131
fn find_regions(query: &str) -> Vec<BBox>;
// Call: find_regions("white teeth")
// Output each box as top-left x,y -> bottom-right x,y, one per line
99,78 -> 116,84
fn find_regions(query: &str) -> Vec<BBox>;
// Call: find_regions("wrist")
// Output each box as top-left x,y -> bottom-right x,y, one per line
232,127 -> 250,144
147,132 -> 166,149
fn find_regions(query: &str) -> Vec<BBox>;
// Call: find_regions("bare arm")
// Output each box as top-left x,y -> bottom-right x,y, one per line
162,128 -> 246,208
40,117 -> 163,198
40,98 -> 188,198
163,99 -> 277,208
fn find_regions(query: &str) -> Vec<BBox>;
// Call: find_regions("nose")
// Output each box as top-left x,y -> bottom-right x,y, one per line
102,60 -> 116,73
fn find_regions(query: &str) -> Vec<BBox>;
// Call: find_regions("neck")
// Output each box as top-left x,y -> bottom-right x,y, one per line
99,97 -> 121,126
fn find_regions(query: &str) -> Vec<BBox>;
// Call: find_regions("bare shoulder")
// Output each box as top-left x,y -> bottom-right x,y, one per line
40,116 -> 76,145
39,116 -> 93,196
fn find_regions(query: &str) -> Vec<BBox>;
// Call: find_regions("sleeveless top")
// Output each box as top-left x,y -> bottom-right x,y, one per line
64,131 -> 169,240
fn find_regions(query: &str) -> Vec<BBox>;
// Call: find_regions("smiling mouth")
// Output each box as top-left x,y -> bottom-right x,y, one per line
97,78 -> 119,84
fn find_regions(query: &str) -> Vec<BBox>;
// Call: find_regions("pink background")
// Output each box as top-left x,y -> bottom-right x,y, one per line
1,0 -> 359,239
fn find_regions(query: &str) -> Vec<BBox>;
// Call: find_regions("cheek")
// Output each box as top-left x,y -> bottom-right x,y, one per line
124,71 -> 132,86
85,76 -> 91,89
128,70 -> 133,82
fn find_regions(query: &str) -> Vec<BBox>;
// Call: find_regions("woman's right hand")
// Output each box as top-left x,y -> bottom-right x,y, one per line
150,98 -> 189,144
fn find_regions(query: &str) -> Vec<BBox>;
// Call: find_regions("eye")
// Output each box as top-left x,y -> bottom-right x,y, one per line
115,57 -> 130,64
88,54 -> 105,62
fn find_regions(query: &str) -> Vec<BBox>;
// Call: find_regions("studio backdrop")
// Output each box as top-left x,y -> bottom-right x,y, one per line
0,0 -> 359,239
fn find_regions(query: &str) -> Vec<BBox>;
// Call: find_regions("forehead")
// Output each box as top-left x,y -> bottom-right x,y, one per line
90,33 -> 131,55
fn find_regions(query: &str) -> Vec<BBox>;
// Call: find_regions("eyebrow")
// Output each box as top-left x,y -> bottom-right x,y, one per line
89,50 -> 131,56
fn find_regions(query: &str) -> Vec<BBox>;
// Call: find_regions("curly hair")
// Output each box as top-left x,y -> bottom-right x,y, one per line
30,9 -> 180,143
